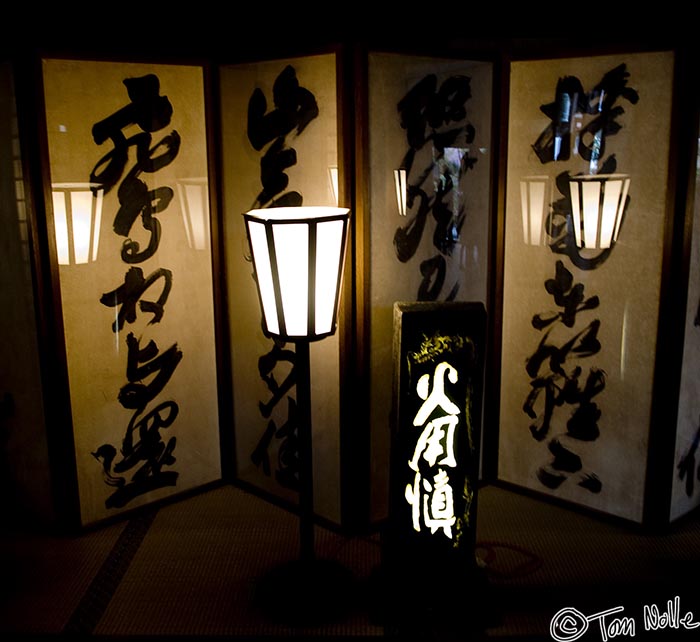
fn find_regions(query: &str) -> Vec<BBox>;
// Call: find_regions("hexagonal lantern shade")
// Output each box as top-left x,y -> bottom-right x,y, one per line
244,206 -> 351,342
569,174 -> 631,249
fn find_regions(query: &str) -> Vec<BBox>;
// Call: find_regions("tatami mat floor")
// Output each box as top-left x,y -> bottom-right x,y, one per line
1,484 -> 699,640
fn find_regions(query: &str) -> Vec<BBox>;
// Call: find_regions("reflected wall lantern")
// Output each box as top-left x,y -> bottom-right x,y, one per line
51,183 -> 103,265
328,166 -> 339,206
569,173 -> 631,249
520,176 -> 551,245
243,206 -> 350,342
176,177 -> 209,250
394,168 -> 408,216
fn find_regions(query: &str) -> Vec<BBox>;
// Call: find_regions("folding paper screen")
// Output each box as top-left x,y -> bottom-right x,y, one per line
41,59 -> 221,526
499,51 -> 676,523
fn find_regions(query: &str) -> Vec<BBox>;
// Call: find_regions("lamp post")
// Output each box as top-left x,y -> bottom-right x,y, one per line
243,205 -> 351,623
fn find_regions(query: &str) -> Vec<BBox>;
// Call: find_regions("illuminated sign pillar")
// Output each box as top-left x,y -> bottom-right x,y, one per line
382,301 -> 488,630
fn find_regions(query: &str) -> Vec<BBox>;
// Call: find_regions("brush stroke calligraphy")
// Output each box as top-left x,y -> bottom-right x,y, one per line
247,64 -> 319,210
524,260 -> 604,493
90,74 -> 175,196
522,64 -> 639,494
246,65 -> 318,489
91,73 -> 182,507
394,73 -> 478,301
532,64 -> 639,168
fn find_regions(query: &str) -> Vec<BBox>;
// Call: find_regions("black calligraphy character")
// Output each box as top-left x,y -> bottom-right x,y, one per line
256,137 -> 300,208
563,367 -> 605,441
92,400 -> 179,508
534,375 -> 605,494
274,397 -> 300,490
90,74 -> 174,194
524,260 -> 605,491
415,255 -> 459,302
576,64 -> 639,168
523,372 -> 558,442
118,332 -> 183,410
247,65 -> 319,151
110,130 -> 181,263
578,473 -> 602,493
548,438 -> 582,474
100,266 -> 173,333
417,255 -> 446,301
524,364 -> 605,443
247,65 -> 318,209
257,343 -> 297,418
532,260 -> 600,329
394,187 -> 431,263
251,420 -> 276,476
532,64 -> 638,167
525,319 -> 602,381
397,74 -> 472,153
537,467 -> 567,489
250,397 -> 300,490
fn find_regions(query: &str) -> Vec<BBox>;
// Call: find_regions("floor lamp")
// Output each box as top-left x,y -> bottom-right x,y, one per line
243,206 -> 352,625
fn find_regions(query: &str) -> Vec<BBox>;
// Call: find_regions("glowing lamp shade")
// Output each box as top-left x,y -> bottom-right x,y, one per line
569,174 -> 631,249
51,183 -> 103,265
176,178 -> 209,250
244,206 -> 350,341
520,176 -> 550,245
